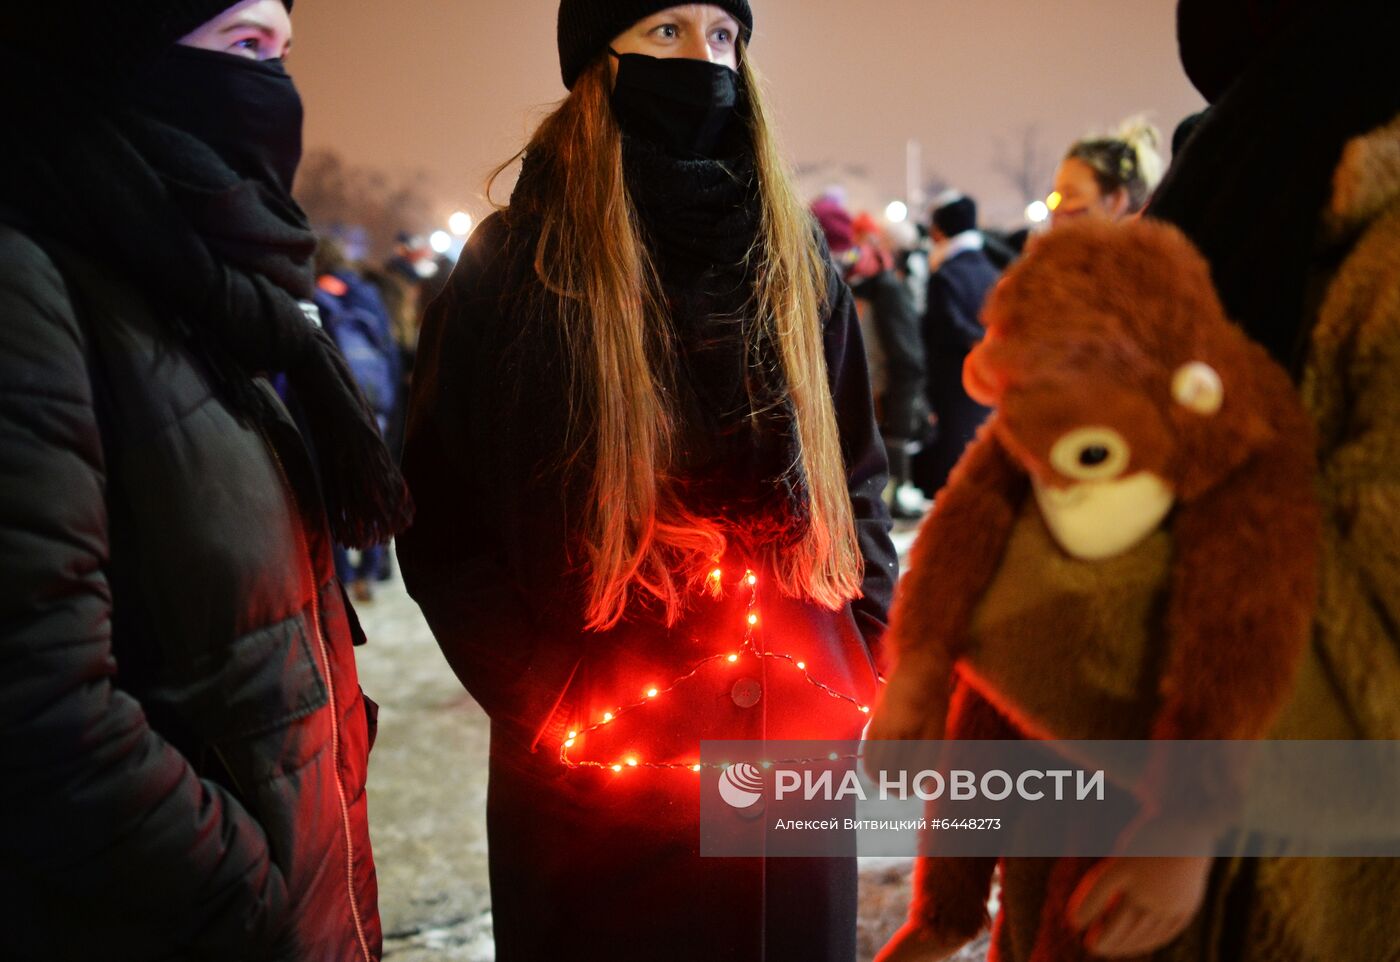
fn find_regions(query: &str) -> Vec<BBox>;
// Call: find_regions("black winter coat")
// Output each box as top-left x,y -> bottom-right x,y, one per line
0,226 -> 381,961
398,186 -> 896,960
852,269 -> 928,442
399,209 -> 897,753
918,247 -> 1000,495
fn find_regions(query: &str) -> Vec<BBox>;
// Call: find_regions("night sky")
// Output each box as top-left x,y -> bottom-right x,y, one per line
289,0 -> 1204,233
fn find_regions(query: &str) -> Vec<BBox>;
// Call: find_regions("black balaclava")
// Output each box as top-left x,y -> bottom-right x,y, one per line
608,50 -> 740,158
129,46 -> 304,195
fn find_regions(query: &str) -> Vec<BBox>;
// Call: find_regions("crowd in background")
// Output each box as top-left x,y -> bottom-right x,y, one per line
305,231 -> 449,599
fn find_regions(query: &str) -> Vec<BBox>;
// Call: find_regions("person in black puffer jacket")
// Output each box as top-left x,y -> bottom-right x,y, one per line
0,2 -> 411,959
397,2 -> 896,960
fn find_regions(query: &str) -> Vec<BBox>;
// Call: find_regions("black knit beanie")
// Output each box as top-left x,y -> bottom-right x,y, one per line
557,0 -> 754,89
5,1 -> 294,83
931,194 -> 978,238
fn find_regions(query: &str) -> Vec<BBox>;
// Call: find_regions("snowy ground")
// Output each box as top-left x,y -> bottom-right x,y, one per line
350,517 -> 990,961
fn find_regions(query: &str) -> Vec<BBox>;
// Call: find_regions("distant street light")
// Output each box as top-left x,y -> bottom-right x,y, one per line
1025,200 -> 1050,224
429,230 -> 453,254
885,200 -> 909,224
449,211 -> 473,235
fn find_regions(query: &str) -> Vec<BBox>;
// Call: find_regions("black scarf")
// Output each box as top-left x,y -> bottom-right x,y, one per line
510,139 -> 805,548
621,134 -> 761,270
1,51 -> 411,548
1149,1 -> 1400,376
621,137 -> 808,548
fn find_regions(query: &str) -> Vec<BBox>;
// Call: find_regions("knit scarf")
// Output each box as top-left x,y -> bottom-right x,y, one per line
621,134 -> 761,271
1149,0 -> 1400,376
1,56 -> 411,549
622,137 -> 808,549
510,138 -> 805,549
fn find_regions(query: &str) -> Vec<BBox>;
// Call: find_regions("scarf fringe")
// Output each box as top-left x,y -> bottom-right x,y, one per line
295,327 -> 414,549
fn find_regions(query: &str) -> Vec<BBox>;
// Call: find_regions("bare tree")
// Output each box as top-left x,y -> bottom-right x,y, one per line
295,149 -> 435,262
991,124 -> 1055,206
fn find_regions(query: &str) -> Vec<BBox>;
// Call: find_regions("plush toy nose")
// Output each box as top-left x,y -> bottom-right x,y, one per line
963,343 -> 1002,406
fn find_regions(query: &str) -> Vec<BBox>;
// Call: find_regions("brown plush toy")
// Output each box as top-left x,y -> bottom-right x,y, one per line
866,219 -> 1321,961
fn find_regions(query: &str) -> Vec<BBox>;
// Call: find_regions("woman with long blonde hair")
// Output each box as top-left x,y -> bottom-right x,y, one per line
397,2 -> 896,959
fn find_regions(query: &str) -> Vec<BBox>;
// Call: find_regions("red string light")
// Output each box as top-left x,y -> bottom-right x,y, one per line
559,567 -> 871,774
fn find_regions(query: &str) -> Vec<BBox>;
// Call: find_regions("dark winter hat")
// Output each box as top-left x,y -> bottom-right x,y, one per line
5,1 -> 294,83
811,196 -> 855,254
1176,0 -> 1303,102
557,0 -> 754,89
931,192 -> 978,238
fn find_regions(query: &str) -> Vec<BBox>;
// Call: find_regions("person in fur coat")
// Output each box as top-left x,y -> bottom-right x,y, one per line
1147,0 -> 1400,958
868,218 -> 1322,961
875,0 -> 1400,959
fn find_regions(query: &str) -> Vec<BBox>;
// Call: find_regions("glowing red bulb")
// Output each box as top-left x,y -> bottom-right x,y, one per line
646,688 -> 659,698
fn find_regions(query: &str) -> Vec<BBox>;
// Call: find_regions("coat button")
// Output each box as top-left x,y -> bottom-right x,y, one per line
731,678 -> 762,709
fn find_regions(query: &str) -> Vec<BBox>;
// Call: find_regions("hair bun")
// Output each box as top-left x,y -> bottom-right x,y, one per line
1115,115 -> 1166,195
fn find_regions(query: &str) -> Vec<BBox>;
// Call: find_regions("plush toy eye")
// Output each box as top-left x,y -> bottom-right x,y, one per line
1079,446 -> 1111,467
1050,427 -> 1130,481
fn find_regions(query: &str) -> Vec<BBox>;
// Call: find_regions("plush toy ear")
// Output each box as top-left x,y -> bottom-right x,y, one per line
1172,361 -> 1224,416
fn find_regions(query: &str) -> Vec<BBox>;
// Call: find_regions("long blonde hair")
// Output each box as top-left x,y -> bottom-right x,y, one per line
490,49 -> 863,630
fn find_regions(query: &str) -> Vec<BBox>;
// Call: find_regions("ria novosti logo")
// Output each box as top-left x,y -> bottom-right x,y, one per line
717,762 -> 1108,807
717,763 -> 766,809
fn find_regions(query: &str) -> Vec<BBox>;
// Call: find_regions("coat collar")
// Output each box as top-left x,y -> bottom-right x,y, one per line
1325,110 -> 1400,243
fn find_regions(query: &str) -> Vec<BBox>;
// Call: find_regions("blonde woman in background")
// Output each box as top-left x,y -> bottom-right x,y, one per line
1050,117 -> 1166,226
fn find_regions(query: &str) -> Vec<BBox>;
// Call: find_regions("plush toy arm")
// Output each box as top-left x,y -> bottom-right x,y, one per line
1154,444 -> 1321,742
1126,443 -> 1320,848
867,428 -> 1027,746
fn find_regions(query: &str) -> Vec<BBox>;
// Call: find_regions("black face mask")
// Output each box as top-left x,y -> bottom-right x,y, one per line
129,46 -> 304,196
608,50 -> 741,159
